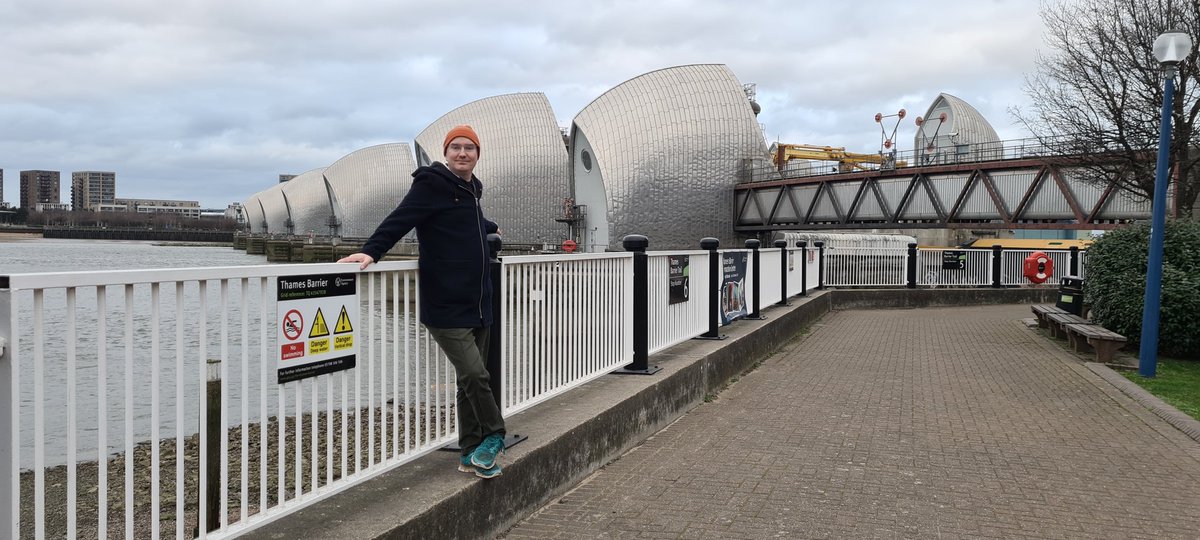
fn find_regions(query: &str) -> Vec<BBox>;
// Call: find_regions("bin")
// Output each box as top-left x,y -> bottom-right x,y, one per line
1056,275 -> 1084,315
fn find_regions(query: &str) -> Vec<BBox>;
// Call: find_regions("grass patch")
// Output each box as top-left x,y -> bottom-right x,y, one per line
1120,356 -> 1200,421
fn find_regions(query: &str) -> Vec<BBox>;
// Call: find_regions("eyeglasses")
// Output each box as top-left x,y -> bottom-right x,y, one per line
447,144 -> 477,153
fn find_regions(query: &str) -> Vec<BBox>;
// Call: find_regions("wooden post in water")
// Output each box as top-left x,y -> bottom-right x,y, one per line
0,288 -> 13,539
205,358 -> 221,533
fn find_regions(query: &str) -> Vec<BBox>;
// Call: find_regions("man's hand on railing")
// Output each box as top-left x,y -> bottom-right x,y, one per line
338,253 -> 375,270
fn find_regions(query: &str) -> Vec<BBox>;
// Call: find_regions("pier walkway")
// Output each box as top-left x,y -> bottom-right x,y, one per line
504,304 -> 1200,538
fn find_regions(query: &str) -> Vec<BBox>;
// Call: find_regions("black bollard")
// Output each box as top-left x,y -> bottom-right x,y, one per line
486,233 -> 503,407
906,243 -> 918,289
613,235 -> 661,375
991,245 -> 1003,288
798,241 -> 808,297
815,241 -> 826,290
775,239 -> 789,306
745,239 -> 765,319
696,237 -> 726,340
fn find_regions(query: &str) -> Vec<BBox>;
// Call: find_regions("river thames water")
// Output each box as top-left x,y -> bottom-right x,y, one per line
0,236 -> 266,274
1,237 -> 273,468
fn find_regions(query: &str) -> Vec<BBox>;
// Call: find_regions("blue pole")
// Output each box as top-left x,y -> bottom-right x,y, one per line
1138,70 -> 1176,378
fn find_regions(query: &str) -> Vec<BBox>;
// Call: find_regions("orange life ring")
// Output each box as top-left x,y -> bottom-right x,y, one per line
1023,251 -> 1054,284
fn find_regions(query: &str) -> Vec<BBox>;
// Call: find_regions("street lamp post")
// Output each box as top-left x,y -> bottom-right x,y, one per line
1139,30 -> 1193,378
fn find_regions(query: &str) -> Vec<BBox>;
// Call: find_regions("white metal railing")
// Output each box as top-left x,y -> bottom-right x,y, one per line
822,247 -> 908,287
783,248 -> 805,297
1,243 -> 1093,539
646,251 -> 711,355
917,249 -> 994,287
1001,250 -> 1074,286
498,253 -> 633,416
757,249 -> 784,307
804,247 -> 821,291
1,261 -> 458,539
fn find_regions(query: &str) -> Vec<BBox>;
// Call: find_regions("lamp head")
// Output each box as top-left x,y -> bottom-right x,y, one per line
1153,30 -> 1193,65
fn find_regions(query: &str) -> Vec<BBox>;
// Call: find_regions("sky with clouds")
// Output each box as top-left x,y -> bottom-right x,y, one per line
0,0 -> 1048,209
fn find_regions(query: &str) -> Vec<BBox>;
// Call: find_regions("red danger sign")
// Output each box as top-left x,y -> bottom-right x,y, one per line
282,309 -> 304,341
281,342 -> 304,360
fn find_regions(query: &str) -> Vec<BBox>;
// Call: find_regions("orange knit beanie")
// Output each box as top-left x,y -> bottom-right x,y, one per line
443,125 -> 481,155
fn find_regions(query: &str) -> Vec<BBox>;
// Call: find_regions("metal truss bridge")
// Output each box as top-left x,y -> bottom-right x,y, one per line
735,154 -> 1154,232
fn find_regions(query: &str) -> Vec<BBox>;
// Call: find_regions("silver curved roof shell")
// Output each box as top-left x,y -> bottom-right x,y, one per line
570,64 -> 770,251
282,169 -> 337,237
244,195 -> 267,234
913,93 -> 1002,166
414,93 -> 569,246
324,143 -> 417,240
261,168 -> 324,235
256,183 -> 288,235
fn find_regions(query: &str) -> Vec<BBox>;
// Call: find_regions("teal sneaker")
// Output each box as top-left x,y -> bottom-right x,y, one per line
474,462 -> 502,479
458,455 -> 473,473
470,433 -> 505,470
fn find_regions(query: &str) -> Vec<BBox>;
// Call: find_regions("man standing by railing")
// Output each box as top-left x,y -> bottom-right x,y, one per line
338,125 -> 507,479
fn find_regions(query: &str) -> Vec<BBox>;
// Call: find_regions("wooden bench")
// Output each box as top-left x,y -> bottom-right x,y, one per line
1031,305 -> 1067,329
1064,323 -> 1127,363
1045,312 -> 1092,339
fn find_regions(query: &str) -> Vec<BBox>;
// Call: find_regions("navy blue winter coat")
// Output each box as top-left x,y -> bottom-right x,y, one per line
359,162 -> 499,328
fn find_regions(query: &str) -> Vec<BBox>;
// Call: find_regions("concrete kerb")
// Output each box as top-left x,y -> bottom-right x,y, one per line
1086,363 -> 1200,443
245,287 -> 1067,539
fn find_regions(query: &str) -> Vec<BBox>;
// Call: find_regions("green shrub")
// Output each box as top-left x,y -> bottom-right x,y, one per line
1084,219 -> 1200,358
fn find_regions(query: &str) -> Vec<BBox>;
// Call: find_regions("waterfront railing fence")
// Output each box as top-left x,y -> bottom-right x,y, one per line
0,238 -> 1083,539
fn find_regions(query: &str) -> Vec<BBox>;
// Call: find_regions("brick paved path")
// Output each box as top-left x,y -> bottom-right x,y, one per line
504,305 -> 1200,539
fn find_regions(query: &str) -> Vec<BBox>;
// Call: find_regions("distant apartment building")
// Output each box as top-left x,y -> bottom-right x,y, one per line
225,202 -> 246,223
20,170 -> 61,210
105,197 -> 202,218
279,174 -> 297,183
71,171 -> 117,211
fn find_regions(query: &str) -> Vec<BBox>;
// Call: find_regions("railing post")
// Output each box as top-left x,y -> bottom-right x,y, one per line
0,287 -> 12,540
614,235 -> 660,374
745,239 -> 764,319
487,233 -> 503,404
696,238 -> 726,340
1069,246 -> 1079,276
775,239 -> 789,305
815,241 -> 826,290
906,243 -> 918,289
991,245 -> 1003,288
797,241 -> 808,297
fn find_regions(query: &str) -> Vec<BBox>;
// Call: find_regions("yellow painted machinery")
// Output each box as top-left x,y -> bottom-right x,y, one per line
772,143 -> 908,172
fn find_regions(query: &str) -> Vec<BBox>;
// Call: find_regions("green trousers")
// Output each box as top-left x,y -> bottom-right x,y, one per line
426,326 -> 506,454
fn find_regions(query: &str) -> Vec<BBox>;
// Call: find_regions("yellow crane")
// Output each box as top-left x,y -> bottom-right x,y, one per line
772,143 -> 907,173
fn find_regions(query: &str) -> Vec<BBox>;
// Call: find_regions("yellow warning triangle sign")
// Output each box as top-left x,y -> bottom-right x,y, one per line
334,306 -> 354,334
309,308 -> 330,338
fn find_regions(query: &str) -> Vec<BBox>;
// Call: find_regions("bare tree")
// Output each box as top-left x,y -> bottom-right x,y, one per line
1014,0 -> 1200,217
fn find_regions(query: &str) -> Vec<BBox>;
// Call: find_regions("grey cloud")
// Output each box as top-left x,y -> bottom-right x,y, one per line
0,0 -> 1045,208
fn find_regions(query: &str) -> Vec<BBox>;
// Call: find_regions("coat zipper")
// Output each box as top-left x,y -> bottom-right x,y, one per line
453,177 -> 488,324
